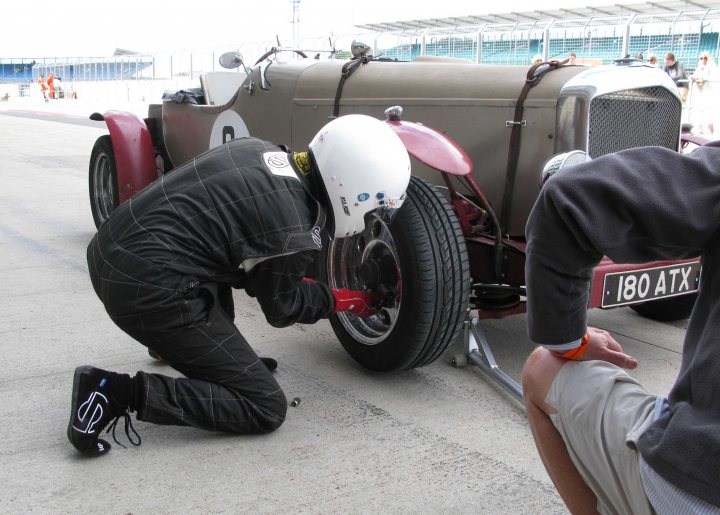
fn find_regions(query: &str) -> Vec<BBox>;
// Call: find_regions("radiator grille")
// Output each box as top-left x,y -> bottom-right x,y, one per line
588,87 -> 681,158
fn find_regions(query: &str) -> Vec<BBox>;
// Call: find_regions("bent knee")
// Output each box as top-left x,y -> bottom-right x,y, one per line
262,414 -> 286,433
521,346 -> 565,406
259,405 -> 287,433
256,391 -> 288,433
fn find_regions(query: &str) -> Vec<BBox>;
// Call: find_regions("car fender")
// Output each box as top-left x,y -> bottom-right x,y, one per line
681,131 -> 712,149
90,110 -> 156,203
385,119 -> 473,176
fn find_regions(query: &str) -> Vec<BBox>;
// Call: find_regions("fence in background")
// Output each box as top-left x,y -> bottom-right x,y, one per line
3,7 -> 720,134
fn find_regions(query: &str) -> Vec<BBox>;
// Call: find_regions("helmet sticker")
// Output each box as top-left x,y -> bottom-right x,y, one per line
292,152 -> 312,176
263,152 -> 299,180
340,196 -> 351,216
376,192 -> 385,200
357,193 -> 370,202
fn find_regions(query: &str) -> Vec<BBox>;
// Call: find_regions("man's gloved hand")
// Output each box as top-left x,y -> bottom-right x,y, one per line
331,288 -> 379,318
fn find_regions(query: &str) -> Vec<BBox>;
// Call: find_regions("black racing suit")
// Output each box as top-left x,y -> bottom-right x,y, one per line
525,143 -> 720,506
87,137 -> 334,433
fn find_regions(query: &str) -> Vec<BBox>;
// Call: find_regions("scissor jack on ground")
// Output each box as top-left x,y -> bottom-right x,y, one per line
452,312 -> 524,404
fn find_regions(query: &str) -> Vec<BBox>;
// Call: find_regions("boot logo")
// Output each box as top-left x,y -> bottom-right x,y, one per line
73,391 -> 108,435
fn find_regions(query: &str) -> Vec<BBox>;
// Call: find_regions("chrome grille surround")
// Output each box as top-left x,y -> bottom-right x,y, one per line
588,87 -> 682,158
555,63 -> 682,158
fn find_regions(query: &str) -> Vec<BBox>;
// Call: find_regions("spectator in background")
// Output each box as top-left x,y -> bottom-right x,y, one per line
37,74 -> 48,103
664,52 -> 688,102
568,51 -> 577,64
47,72 -> 55,99
531,54 -> 543,66
690,51 -> 718,134
647,53 -> 659,67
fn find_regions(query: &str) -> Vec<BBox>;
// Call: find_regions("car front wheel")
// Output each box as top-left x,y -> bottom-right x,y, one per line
327,176 -> 471,371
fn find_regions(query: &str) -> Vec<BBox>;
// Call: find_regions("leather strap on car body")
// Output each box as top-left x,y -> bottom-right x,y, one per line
500,60 -> 568,234
332,56 -> 369,119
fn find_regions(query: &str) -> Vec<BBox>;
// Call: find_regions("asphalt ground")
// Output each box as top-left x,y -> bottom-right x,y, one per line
0,99 -> 686,513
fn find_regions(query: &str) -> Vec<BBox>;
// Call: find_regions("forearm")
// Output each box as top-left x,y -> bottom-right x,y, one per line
250,252 -> 334,327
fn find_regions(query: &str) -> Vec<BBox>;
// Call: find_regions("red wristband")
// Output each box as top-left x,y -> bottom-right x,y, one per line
559,332 -> 590,360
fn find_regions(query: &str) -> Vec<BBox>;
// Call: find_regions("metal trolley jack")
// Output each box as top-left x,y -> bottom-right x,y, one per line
452,312 -> 524,404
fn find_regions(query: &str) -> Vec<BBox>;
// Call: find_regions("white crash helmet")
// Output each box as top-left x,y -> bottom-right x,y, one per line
309,114 -> 411,238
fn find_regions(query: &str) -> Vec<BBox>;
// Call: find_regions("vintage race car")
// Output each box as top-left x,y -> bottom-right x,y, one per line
88,49 -> 702,391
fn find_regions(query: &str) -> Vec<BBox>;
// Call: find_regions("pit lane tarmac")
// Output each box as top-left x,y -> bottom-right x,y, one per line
0,107 -> 685,513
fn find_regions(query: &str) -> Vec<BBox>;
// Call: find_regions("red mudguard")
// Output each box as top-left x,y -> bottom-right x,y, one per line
385,119 -> 473,176
681,132 -> 712,149
92,110 -> 156,203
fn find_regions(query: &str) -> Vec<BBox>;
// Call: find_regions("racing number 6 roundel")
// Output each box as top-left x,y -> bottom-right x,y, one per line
209,110 -> 250,149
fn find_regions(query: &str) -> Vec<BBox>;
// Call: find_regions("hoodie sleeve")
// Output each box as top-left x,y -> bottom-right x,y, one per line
525,144 -> 720,348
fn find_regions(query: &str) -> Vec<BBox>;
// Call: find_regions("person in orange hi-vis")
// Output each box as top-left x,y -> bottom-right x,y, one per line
38,74 -> 48,102
47,72 -> 55,99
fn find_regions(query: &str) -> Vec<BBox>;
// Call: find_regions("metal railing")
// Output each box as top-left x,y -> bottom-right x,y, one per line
685,78 -> 720,133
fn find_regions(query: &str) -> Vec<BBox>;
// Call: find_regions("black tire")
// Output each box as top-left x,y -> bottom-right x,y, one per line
328,176 -> 471,371
89,135 -> 119,228
630,293 -> 697,322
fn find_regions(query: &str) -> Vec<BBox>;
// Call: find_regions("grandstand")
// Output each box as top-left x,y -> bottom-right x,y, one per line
359,1 -> 720,71
0,56 -> 154,84
32,59 -> 153,82
377,30 -> 720,67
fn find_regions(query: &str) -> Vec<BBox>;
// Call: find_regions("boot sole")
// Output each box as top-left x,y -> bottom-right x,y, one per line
67,365 -> 108,455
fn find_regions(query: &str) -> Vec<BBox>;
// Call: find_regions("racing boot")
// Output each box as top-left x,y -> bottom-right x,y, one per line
260,357 -> 278,372
67,366 -> 140,456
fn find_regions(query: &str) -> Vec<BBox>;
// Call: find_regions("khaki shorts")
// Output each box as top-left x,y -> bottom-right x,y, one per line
546,360 -> 658,515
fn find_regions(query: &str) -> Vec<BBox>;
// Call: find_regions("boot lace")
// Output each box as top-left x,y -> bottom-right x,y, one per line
105,410 -> 142,448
